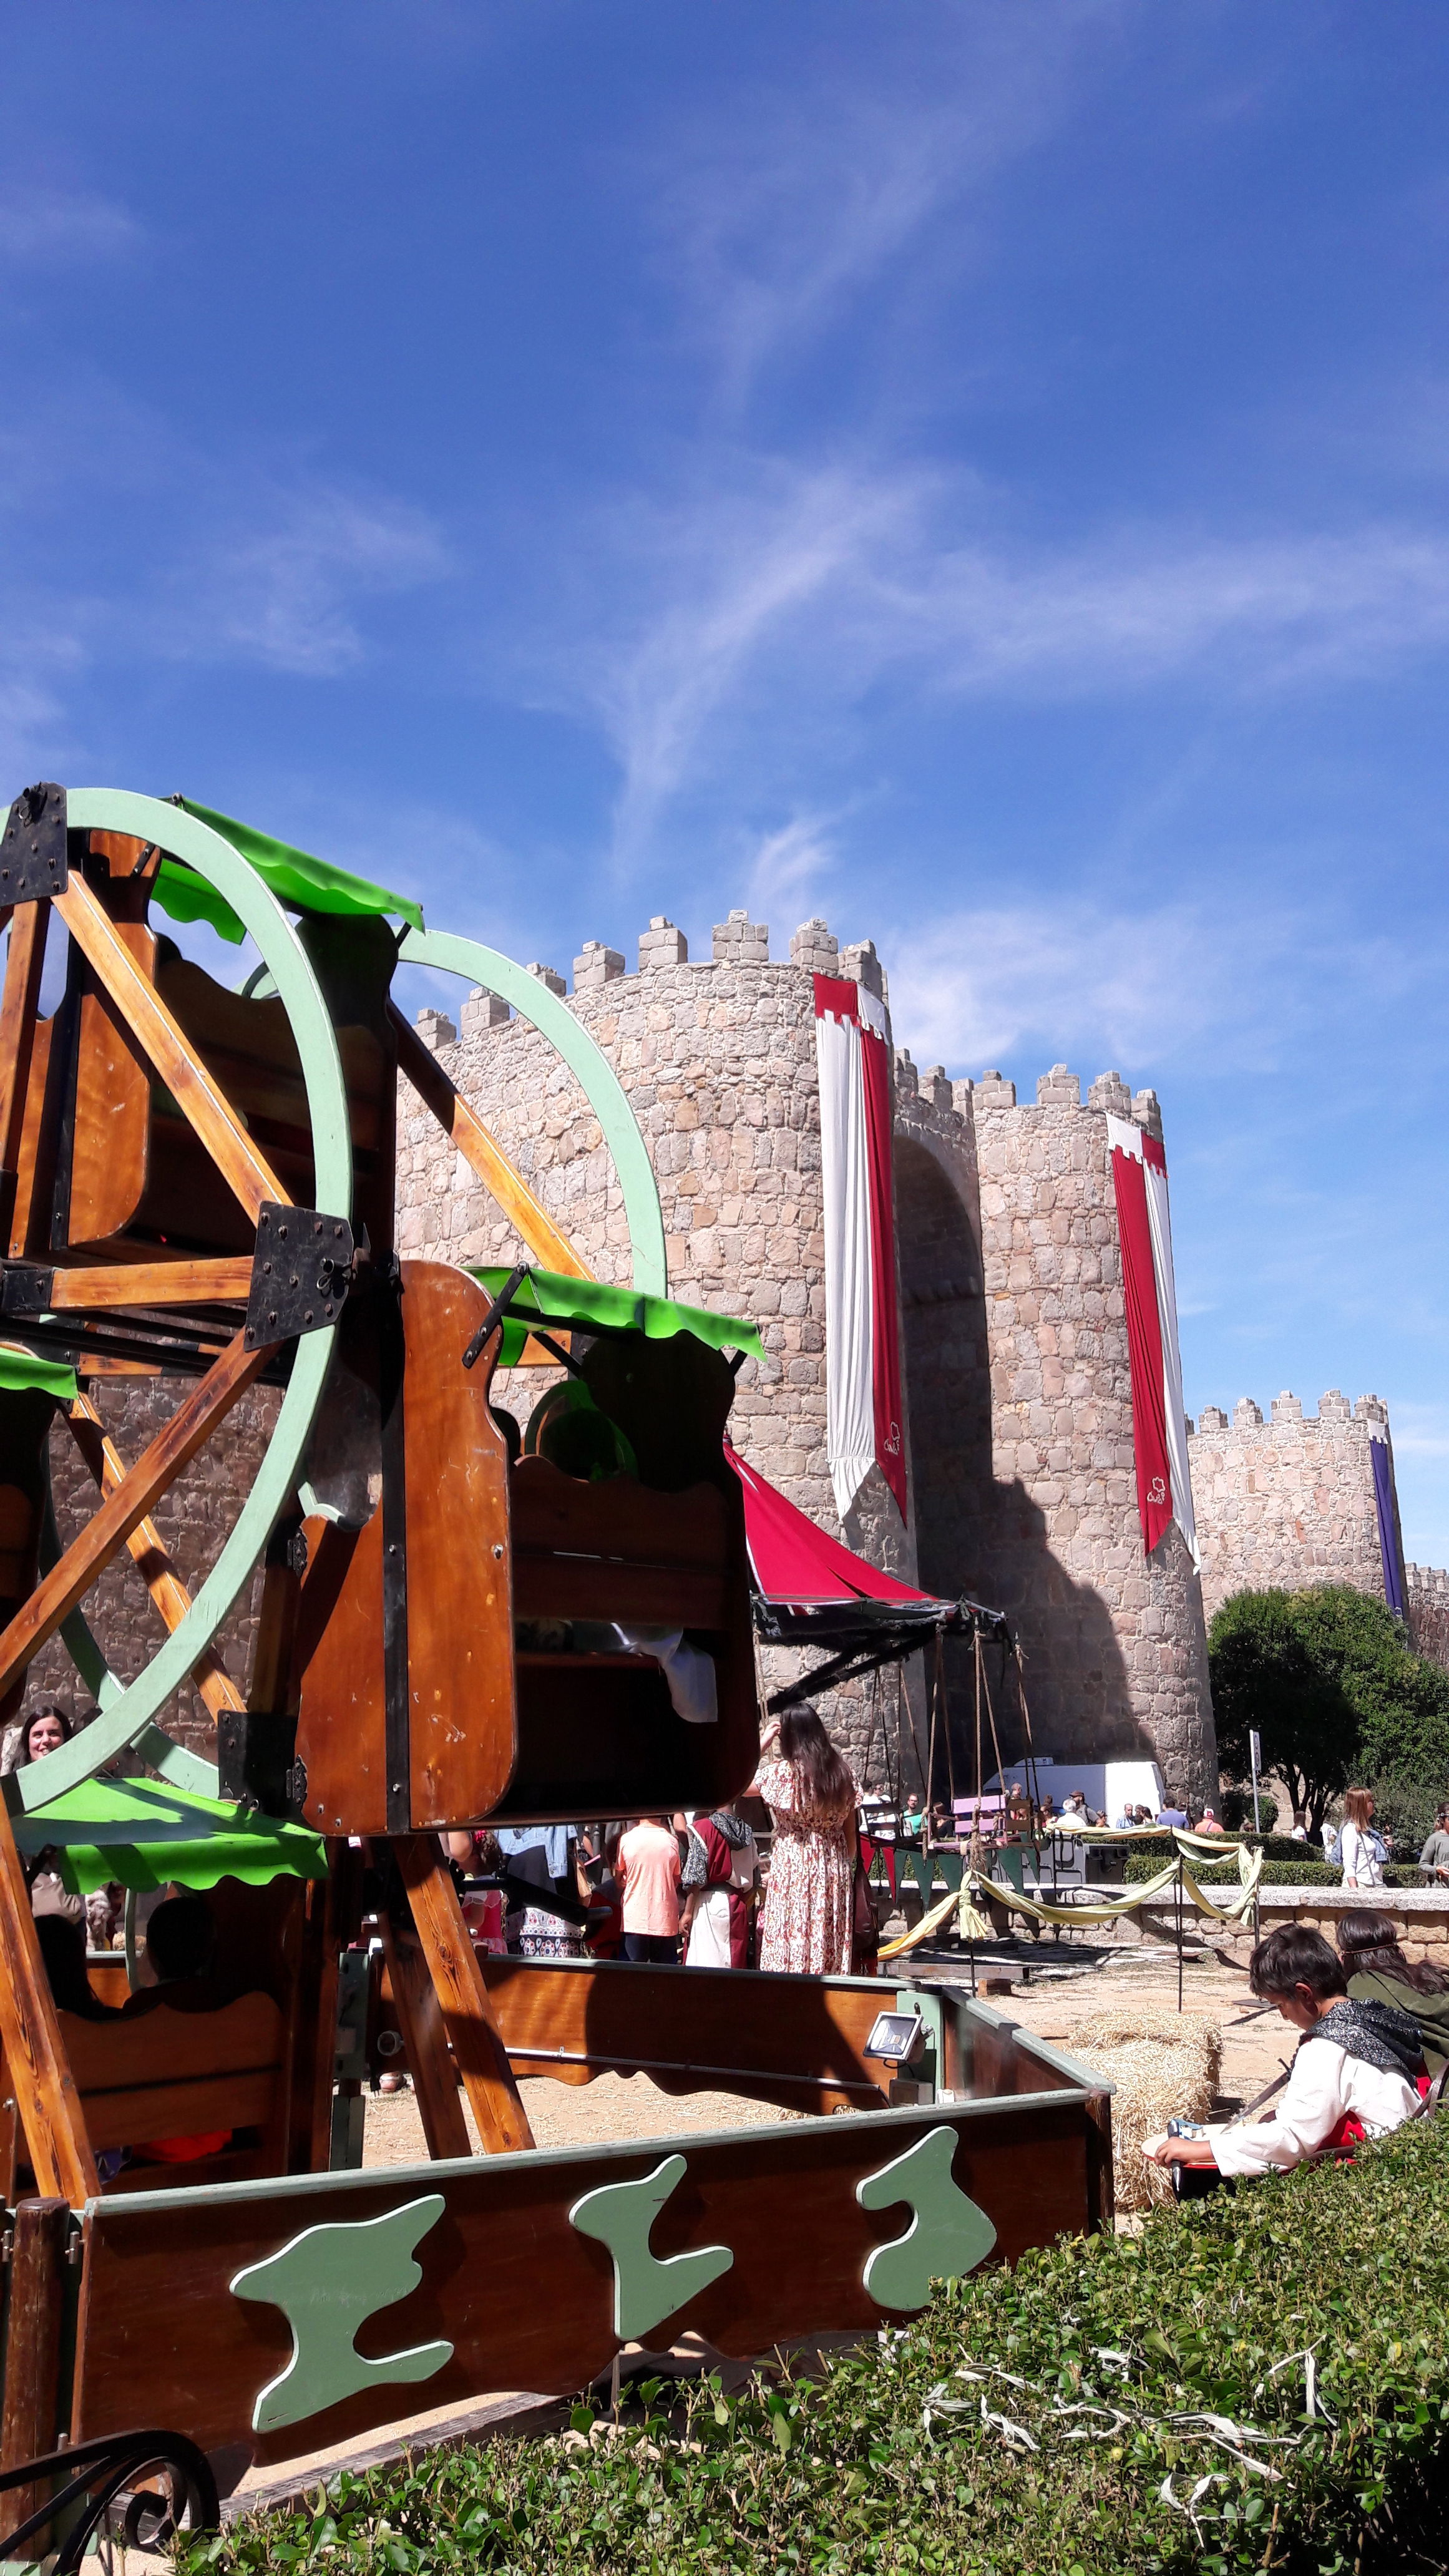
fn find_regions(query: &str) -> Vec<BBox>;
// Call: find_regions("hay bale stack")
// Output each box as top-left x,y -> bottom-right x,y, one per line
1061,2012 -> 1224,2213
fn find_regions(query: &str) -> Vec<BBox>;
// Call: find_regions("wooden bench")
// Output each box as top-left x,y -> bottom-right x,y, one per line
3,1994 -> 287,2198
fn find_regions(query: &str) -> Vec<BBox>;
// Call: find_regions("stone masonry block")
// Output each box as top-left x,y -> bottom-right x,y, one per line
639,916 -> 688,969
920,1065 -> 953,1110
976,1070 -> 1017,1109
1087,1071 -> 1131,1115
526,963 -> 568,997
1036,1064 -> 1081,1108
713,909 -> 769,964
1234,1398 -> 1264,1428
1271,1392 -> 1304,1423
461,986 -> 510,1033
789,919 -> 838,973
840,939 -> 884,999
1132,1087 -> 1163,1138
414,1006 -> 457,1051
573,940 -> 626,993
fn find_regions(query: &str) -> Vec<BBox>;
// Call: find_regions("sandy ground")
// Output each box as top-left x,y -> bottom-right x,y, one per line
362,2071 -> 789,2164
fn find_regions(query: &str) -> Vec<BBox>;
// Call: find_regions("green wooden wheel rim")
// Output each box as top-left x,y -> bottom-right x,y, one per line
4,788 -> 353,1811
398,927 -> 667,1297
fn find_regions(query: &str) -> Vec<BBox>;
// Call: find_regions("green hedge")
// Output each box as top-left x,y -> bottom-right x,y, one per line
189,2115 -> 1449,2575
1125,1852 -> 1422,1888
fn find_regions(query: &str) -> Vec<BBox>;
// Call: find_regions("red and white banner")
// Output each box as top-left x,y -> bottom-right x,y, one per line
813,975 -> 907,1526
1107,1115 -> 1198,1566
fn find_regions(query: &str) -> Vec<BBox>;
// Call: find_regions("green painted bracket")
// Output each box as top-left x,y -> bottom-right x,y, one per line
398,927 -> 668,1296
1,788 -> 353,1812
568,2153 -> 733,2341
856,2126 -> 997,2311
230,2194 -> 452,2434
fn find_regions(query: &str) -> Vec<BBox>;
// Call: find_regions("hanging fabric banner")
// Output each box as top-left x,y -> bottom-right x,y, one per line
1107,1115 -> 1199,1566
1369,1425 -> 1405,1615
813,975 -> 907,1526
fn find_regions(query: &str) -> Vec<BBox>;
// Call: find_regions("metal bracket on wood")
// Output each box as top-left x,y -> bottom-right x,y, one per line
244,1204 -> 355,1348
0,784 -> 68,904
0,1264 -> 55,1320
217,1707 -> 301,1814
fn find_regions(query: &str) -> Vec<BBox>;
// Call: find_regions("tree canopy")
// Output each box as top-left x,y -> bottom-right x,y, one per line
1208,1584 -> 1449,1830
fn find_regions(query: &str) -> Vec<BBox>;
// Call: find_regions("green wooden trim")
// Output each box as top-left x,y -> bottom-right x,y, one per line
856,2125 -> 997,2310
4,789 -> 353,1810
398,927 -> 668,1296
568,2154 -> 733,2339
230,2196 -> 452,2434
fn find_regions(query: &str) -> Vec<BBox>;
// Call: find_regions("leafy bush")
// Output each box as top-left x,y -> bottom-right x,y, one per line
1125,1853 -> 1422,1887
189,2116 -> 1449,2575
1219,1784 -> 1281,1835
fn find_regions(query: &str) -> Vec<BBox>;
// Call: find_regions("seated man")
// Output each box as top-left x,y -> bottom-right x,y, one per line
1145,1925 -> 1424,2183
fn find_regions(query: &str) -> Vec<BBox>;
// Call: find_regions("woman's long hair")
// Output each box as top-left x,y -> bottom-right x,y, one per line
779,1705 -> 852,1810
1343,1785 -> 1375,1830
1338,1908 -> 1449,1995
13,1704 -> 72,1765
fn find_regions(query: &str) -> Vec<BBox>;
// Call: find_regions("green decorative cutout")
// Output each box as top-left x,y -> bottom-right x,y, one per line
569,2154 -> 733,2340
856,2126 -> 997,2311
231,2195 -> 452,2434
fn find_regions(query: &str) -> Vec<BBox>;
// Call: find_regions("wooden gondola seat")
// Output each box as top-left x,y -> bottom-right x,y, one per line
0,1995 -> 289,2199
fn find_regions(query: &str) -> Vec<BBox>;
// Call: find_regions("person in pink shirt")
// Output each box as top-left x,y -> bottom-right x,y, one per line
617,1815 -> 682,1963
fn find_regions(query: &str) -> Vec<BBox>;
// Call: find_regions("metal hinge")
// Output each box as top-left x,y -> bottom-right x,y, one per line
0,783 -> 68,903
0,1262 -> 56,1320
244,1204 -> 355,1348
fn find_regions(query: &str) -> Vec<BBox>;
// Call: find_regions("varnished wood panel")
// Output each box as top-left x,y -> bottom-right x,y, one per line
0,2197 -> 69,2553
0,1801 -> 98,2203
66,910 -> 156,1251
71,2091 -> 1101,2462
393,1836 -> 533,2153
401,1264 -> 515,1830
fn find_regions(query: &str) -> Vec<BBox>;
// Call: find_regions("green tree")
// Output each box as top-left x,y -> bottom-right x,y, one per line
1208,1584 -> 1449,1832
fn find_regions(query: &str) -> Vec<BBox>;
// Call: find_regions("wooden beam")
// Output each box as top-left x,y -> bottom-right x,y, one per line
55,875 -> 288,1224
0,1329 -> 270,1707
392,1833 -> 535,2154
373,1896 -> 471,2162
63,1393 -> 245,1720
0,1799 -> 98,2204
46,1257 -> 254,1311
0,905 -> 49,1242
391,1004 -> 590,1281
0,2196 -> 70,2555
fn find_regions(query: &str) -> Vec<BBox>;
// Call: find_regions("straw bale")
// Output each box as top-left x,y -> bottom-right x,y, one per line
1070,2006 -> 1222,2094
1062,2013 -> 1223,2213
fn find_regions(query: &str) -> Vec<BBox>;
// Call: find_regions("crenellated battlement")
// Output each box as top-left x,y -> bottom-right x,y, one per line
1190,1390 -> 1390,1439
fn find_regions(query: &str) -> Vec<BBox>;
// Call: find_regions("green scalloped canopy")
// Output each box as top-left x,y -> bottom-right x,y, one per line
466,1265 -> 764,1369
12,1775 -> 328,1895
0,1346 -> 78,1400
147,798 -> 426,947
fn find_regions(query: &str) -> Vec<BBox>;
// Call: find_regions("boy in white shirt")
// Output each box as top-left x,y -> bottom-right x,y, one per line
1144,1925 -> 1423,2183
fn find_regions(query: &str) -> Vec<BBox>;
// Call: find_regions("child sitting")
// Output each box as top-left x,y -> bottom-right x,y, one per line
1144,1925 -> 1425,2182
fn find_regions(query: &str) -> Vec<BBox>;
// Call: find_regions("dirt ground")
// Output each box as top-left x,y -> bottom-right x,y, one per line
362,2071 -> 789,2164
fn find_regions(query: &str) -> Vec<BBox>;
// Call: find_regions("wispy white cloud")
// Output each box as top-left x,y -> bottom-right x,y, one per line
744,810 -> 839,919
173,481 -> 451,676
880,888 -> 1443,1083
0,185 -> 140,268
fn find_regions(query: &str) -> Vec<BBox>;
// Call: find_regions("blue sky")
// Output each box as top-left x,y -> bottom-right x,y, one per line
5,3 -> 1449,1551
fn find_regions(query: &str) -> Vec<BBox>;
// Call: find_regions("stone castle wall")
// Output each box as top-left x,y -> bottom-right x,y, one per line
1407,1564 -> 1449,1674
1188,1390 -> 1400,1629
396,913 -> 1219,1805
24,1379 -> 278,1756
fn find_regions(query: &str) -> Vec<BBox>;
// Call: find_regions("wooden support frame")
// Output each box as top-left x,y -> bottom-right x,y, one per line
391,1003 -> 588,1281
0,1798 -> 99,2202
62,1393 -> 245,1720
392,1835 -> 535,2155
373,1901 -> 471,2162
45,1259 -> 254,1310
0,1329 -> 271,1707
0,903 -> 48,1244
55,876 -> 288,1224
0,2197 -> 69,2556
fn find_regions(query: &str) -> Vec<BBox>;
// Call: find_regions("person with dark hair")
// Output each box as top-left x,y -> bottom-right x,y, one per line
1144,1924 -> 1424,2180
617,1814 -> 682,1963
1337,1911 -> 1449,2075
144,1895 -> 217,1986
752,1706 -> 859,1976
35,1913 -> 117,2021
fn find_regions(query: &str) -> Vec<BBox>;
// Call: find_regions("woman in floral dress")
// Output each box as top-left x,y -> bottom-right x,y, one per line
753,1706 -> 859,1976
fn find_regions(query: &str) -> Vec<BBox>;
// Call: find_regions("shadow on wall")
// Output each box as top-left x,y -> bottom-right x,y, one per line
894,1136 -> 1147,1788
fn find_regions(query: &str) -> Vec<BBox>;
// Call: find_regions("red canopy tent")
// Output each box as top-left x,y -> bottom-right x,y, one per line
724,1440 -> 1008,1709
